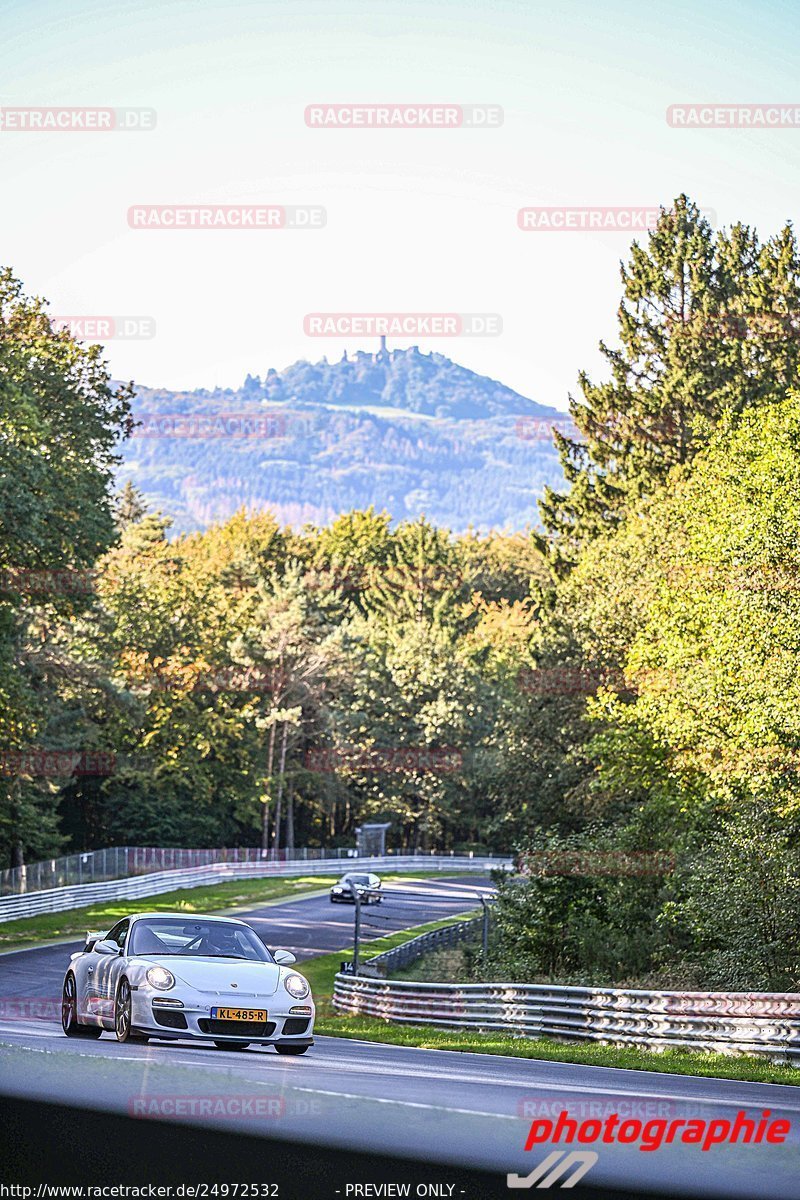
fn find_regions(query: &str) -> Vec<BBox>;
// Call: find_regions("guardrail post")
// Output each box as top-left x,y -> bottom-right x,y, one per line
349,879 -> 362,974
480,896 -> 490,956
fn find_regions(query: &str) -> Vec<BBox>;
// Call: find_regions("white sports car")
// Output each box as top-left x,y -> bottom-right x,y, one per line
60,912 -> 314,1053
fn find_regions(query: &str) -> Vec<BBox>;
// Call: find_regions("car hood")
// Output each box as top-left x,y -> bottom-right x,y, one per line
140,956 -> 284,996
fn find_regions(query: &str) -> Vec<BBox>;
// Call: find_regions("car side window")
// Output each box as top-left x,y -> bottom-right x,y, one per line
104,919 -> 130,951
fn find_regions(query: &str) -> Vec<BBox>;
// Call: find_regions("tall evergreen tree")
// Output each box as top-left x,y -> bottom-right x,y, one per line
539,195 -> 800,569
114,481 -> 147,530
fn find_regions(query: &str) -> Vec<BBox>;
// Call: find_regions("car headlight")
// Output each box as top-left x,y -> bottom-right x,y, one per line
283,972 -> 309,999
146,966 -> 175,990
332,886 -> 343,893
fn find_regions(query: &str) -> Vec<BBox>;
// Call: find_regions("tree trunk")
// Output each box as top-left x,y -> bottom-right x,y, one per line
10,781 -> 24,870
273,721 -> 289,853
261,721 -> 277,852
286,790 -> 295,855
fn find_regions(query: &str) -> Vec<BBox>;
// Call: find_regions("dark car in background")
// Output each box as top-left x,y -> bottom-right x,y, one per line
329,872 -> 382,904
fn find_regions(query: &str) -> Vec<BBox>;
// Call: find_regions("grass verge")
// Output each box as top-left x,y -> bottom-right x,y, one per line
304,921 -> 800,1087
316,1017 -> 800,1085
0,876 -> 341,952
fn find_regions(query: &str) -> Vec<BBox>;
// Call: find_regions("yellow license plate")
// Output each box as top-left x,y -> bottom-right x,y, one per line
211,1007 -> 266,1022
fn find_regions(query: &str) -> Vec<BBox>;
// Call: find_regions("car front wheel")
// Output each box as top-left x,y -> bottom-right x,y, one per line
114,978 -> 148,1043
62,974 -> 102,1039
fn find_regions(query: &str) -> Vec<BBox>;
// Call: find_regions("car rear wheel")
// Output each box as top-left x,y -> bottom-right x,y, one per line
275,1044 -> 308,1055
61,974 -> 102,1039
214,1041 -> 250,1050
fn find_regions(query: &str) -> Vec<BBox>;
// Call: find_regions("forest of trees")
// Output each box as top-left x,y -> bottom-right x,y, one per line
2,194 -> 800,989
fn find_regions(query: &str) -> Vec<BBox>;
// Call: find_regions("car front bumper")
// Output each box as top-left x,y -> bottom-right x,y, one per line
330,892 -> 379,902
132,992 -> 315,1043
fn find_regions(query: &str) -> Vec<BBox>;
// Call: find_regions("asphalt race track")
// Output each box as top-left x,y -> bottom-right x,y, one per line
1,875 -> 798,1199
0,874 -> 495,996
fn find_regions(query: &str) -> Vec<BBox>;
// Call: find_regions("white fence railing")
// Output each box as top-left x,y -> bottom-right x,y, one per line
0,855 -> 508,924
333,973 -> 800,1064
0,846 -> 359,896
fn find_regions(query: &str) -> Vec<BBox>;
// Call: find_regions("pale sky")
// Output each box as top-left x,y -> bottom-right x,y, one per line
2,0 -> 799,411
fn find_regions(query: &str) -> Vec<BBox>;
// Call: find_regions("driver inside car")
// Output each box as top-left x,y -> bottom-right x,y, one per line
196,926 -> 242,957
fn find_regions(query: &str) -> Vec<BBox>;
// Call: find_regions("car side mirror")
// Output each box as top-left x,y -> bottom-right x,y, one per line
273,949 -> 296,965
94,940 -> 118,956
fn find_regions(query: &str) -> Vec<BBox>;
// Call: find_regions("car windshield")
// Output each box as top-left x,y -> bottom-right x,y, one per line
129,918 -> 274,962
342,874 -> 372,885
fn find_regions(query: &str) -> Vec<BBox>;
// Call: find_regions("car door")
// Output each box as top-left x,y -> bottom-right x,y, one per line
81,935 -> 115,1020
91,918 -> 129,1022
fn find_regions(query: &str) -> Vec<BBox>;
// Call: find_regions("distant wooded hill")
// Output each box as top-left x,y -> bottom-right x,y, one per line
118,345 -> 571,533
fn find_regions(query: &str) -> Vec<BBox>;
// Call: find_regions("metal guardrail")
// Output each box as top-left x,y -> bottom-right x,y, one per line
0,855 -> 509,923
333,974 -> 800,1064
362,916 -> 483,976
